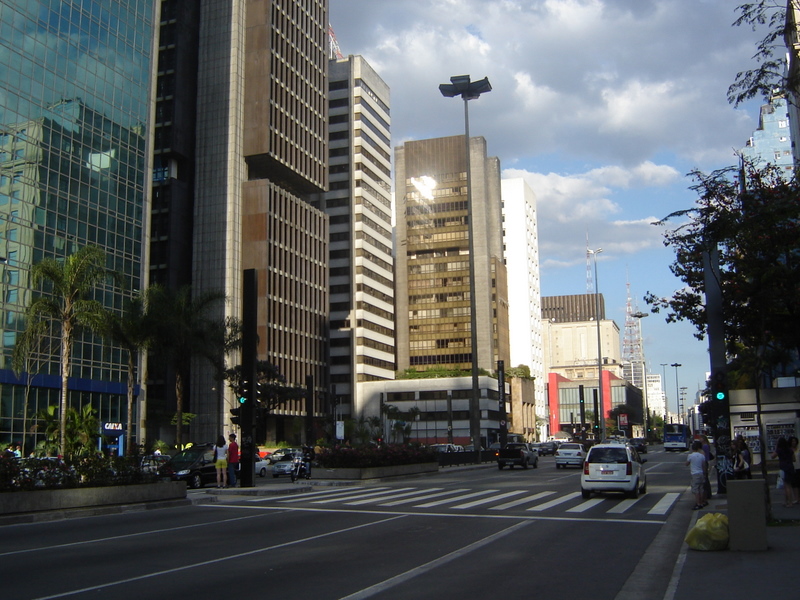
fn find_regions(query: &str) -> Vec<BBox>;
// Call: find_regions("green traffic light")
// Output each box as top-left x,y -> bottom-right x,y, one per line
239,396 -> 246,404
716,392 -> 726,400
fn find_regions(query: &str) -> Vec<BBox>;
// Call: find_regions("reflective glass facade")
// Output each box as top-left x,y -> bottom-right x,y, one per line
0,0 -> 155,452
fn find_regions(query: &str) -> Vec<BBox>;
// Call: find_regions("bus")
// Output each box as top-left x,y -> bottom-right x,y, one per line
664,423 -> 691,451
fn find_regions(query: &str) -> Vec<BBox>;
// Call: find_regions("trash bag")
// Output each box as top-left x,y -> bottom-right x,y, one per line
685,513 -> 729,551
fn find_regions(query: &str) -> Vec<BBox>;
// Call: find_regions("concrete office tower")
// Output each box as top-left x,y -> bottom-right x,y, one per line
395,135 -> 510,375
153,0 -> 330,445
500,178 -> 545,438
313,56 -> 394,419
0,1 -> 156,451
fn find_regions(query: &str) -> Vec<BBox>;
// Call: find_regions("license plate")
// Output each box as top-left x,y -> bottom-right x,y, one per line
601,470 -> 614,474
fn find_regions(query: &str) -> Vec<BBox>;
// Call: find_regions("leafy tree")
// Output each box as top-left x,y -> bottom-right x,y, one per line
31,403 -> 100,459
645,162 -> 800,381
728,1 -> 798,106
101,292 -> 153,456
505,364 -> 532,379
147,285 -> 227,448
21,245 -> 110,457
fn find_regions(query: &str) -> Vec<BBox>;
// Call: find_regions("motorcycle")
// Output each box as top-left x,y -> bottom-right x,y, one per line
290,455 -> 311,482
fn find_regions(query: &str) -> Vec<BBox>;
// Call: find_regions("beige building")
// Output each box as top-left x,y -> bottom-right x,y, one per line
394,135 -> 510,375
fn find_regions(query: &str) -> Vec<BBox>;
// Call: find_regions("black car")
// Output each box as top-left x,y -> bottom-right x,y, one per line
628,438 -> 648,454
534,441 -> 559,456
158,444 -> 216,489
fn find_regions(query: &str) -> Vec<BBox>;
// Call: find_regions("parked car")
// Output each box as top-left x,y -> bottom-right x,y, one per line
554,443 -> 586,468
158,443 -> 216,489
272,452 -> 303,478
267,447 -> 303,464
580,442 -> 647,499
533,441 -> 559,456
430,443 -> 458,453
254,454 -> 269,477
140,454 -> 170,474
628,438 -> 648,454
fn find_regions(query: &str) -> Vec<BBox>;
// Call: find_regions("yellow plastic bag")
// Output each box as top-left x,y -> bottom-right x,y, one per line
685,513 -> 729,551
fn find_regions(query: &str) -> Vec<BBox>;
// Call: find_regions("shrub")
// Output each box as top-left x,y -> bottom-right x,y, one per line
316,444 -> 437,469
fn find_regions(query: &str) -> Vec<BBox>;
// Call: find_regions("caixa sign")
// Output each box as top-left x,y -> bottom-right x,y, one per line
103,422 -> 124,437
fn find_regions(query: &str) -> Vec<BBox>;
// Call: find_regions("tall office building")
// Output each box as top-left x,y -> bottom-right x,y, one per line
0,1 -> 156,450
741,94 -> 794,173
500,178 -> 545,426
394,135 -> 510,375
150,0 -> 329,445
312,55 -> 394,419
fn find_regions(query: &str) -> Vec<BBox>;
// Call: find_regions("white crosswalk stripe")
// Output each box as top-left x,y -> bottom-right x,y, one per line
263,486 -> 679,517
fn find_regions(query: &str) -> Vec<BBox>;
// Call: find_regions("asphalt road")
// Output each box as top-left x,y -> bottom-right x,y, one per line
1,447 -> 693,600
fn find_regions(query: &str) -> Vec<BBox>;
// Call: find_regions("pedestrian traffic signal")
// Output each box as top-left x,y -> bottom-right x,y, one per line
230,407 -> 242,425
710,370 -> 728,403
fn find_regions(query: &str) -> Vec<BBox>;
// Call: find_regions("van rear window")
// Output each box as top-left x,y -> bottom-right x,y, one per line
588,448 -> 627,464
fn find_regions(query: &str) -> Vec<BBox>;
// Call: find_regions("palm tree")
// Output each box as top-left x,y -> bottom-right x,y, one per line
23,245 -> 109,457
101,292 -> 153,456
147,285 -> 226,449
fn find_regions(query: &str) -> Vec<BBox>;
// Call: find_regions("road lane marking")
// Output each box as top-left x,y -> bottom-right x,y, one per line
648,492 -> 680,515
489,491 -> 556,510
29,515 -> 408,600
566,498 -> 605,512
527,491 -> 581,511
261,486 -> 391,503
311,487 -> 415,504
452,490 -> 527,509
607,497 -> 644,514
415,489 -> 498,508
338,521 -> 532,600
346,488 -> 444,505
379,488 -> 470,506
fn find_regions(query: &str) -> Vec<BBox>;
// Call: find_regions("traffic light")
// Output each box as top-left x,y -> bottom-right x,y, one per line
711,370 -> 728,403
230,407 -> 242,425
239,379 -> 250,404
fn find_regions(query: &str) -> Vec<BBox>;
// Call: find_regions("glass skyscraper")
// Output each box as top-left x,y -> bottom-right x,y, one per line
0,0 -> 155,452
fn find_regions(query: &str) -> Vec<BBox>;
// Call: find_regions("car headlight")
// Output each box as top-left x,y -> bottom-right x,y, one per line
176,469 -> 190,476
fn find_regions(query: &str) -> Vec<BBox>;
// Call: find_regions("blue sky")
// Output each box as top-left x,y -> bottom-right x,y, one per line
330,0 -> 770,412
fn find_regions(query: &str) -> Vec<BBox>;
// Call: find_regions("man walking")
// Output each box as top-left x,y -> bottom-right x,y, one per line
686,440 -> 708,510
227,433 -> 240,487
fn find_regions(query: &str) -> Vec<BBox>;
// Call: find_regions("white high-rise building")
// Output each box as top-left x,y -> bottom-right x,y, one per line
501,178 -> 546,437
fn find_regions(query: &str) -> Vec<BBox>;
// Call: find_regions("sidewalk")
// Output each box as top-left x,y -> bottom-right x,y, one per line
668,486 -> 800,600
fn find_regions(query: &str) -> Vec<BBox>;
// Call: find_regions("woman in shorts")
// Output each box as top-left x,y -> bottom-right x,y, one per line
214,435 -> 229,488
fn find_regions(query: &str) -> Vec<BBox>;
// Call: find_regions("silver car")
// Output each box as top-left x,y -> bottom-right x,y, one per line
554,443 -> 586,469
271,453 -> 302,478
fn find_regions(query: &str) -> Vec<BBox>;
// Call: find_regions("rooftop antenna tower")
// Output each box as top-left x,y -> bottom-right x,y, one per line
328,23 -> 344,59
622,275 -> 646,389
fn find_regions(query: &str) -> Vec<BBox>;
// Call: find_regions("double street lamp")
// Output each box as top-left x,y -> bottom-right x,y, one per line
439,75 -> 491,454
670,363 -> 682,424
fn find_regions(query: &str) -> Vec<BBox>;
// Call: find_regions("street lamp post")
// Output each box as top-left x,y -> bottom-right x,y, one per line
660,363 -> 669,426
670,363 -> 682,424
588,248 -> 605,440
631,311 -> 650,439
439,75 -> 491,455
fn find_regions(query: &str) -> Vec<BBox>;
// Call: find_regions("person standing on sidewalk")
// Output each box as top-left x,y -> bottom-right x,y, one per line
686,440 -> 708,510
771,437 -> 796,507
214,435 -> 229,489
227,434 -> 240,487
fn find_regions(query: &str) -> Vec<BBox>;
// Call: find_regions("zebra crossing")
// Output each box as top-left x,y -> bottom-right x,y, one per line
247,485 -> 681,518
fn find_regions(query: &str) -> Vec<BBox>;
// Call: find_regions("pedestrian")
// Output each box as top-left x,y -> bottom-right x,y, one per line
733,435 -> 752,480
770,437 -> 796,507
214,435 -> 229,489
227,434 -> 239,487
789,436 -> 800,501
685,440 -> 708,510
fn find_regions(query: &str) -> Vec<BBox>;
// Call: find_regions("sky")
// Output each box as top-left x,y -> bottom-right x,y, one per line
329,0 -> 771,414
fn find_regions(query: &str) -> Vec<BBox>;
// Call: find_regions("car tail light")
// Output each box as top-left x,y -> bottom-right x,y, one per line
626,461 -> 632,475
583,461 -> 589,475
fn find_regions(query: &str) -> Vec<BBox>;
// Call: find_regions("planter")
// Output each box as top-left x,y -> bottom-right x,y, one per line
0,481 -> 187,516
317,462 -> 439,480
